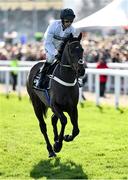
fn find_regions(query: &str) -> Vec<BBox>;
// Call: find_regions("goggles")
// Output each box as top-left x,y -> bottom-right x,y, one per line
64,20 -> 73,23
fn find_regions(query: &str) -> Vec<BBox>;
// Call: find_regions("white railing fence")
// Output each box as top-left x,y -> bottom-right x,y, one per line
1,60 -> 128,69
0,60 -> 128,93
86,68 -> 128,108
0,66 -> 128,108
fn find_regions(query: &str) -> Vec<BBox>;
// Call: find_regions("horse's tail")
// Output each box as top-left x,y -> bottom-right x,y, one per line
26,61 -> 48,118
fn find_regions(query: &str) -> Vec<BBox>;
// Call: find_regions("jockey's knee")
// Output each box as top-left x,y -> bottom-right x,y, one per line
46,53 -> 56,64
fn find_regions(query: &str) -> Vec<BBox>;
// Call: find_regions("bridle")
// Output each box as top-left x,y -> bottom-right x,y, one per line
61,40 -> 84,69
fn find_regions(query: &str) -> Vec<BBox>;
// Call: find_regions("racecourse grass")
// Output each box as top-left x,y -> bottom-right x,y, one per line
0,93 -> 128,179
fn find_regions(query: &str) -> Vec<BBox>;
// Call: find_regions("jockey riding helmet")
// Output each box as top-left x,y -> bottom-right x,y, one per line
60,8 -> 75,21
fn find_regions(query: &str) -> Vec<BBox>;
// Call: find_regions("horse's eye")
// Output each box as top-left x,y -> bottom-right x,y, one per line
75,46 -> 83,53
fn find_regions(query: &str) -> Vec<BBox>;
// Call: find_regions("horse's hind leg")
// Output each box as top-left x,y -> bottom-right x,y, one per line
51,114 -> 59,142
64,107 -> 79,142
31,97 -> 56,158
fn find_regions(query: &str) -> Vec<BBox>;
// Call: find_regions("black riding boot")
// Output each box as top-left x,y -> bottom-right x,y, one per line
36,62 -> 51,89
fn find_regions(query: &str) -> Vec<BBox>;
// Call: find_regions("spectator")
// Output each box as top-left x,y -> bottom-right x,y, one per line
0,51 -> 8,60
112,53 -> 121,63
10,54 -> 19,91
96,53 -> 108,97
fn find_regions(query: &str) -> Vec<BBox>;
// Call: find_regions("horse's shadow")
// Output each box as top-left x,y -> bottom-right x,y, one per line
30,157 -> 88,179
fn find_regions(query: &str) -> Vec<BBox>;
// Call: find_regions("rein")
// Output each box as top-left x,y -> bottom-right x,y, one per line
60,63 -> 72,68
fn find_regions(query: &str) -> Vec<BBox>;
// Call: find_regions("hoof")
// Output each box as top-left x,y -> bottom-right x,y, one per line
49,151 -> 56,158
53,141 -> 62,153
64,135 -> 73,142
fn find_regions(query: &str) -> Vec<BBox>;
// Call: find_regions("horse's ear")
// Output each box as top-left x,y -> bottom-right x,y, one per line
78,32 -> 82,41
64,33 -> 73,43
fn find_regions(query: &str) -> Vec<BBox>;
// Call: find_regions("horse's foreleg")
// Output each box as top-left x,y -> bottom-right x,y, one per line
64,107 -> 79,142
51,114 -> 58,142
52,105 -> 67,153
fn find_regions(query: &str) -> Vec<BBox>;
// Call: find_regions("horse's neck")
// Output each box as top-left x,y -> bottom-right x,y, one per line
55,55 -> 76,82
61,53 -> 69,66
56,65 -> 76,83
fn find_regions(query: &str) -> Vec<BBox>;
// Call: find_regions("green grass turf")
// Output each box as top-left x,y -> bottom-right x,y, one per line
0,94 -> 128,179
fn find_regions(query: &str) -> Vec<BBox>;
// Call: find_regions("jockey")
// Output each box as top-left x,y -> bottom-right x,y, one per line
36,8 -> 76,89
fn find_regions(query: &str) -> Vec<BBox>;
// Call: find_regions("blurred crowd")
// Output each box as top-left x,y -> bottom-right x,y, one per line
0,41 -> 46,61
0,33 -> 127,63
82,33 -> 128,63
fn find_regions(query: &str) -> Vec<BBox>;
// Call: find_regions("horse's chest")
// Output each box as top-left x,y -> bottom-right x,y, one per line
56,91 -> 78,106
51,81 -> 79,107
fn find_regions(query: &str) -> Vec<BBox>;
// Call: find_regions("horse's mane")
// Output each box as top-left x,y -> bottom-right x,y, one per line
58,33 -> 79,60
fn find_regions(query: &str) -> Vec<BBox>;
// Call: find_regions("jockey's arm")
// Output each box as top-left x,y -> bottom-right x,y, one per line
44,23 -> 58,57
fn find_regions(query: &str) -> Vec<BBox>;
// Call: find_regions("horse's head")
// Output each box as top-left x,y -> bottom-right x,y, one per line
62,33 -> 84,76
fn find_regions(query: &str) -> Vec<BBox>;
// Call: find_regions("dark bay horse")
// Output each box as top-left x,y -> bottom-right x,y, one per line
27,33 -> 85,158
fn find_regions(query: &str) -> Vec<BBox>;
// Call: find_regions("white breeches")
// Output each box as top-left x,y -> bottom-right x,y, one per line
45,52 -> 55,63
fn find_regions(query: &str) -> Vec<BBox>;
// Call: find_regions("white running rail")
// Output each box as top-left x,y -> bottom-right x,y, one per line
0,66 -> 128,108
0,60 -> 128,69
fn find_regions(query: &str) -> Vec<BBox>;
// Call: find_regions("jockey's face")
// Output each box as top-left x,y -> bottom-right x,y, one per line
63,19 -> 73,28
